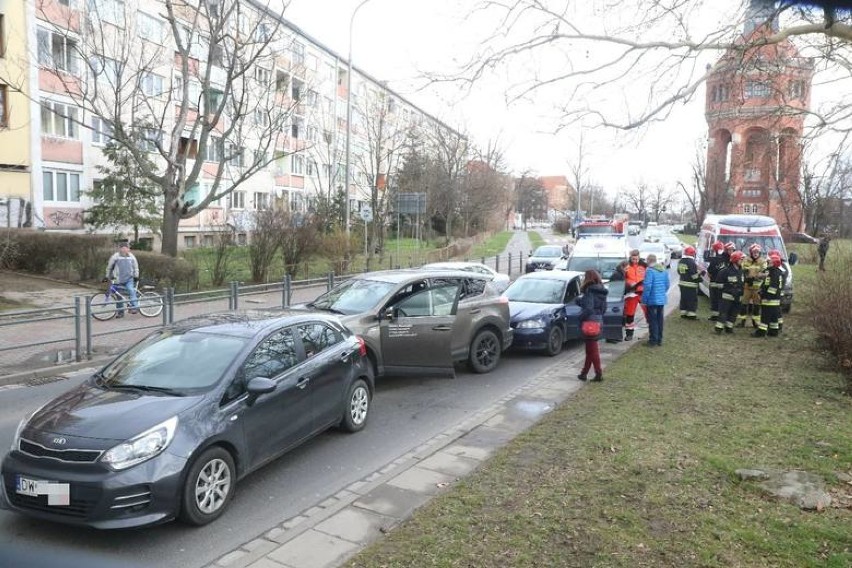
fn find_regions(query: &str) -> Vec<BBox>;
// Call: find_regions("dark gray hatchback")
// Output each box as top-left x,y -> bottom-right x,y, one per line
1,310 -> 373,529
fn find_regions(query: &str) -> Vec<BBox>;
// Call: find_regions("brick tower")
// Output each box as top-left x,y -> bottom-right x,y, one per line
704,0 -> 813,232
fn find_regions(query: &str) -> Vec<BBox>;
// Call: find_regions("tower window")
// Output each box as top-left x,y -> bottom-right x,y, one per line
744,81 -> 771,99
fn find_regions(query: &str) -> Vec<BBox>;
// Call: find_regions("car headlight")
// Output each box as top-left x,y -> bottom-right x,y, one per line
101,416 -> 178,471
11,403 -> 48,451
516,318 -> 546,329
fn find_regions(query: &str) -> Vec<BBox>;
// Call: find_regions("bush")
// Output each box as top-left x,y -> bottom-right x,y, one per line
0,229 -> 111,280
134,251 -> 198,291
552,218 -> 572,234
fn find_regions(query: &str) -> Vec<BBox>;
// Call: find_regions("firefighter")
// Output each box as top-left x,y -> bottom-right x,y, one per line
707,241 -> 729,321
753,251 -> 785,337
714,250 -> 745,335
623,249 -> 646,340
767,248 -> 788,334
677,245 -> 703,319
737,243 -> 767,328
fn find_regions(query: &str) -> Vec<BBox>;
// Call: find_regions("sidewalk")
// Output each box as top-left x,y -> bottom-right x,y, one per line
203,278 -> 681,568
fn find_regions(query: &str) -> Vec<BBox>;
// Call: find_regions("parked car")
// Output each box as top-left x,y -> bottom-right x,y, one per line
421,261 -> 511,293
638,241 -> 672,269
659,235 -> 684,258
303,269 -> 513,376
505,271 -> 625,356
1,311 -> 374,529
524,245 -> 565,273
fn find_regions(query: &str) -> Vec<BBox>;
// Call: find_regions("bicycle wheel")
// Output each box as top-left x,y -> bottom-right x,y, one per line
138,291 -> 164,317
90,292 -> 117,321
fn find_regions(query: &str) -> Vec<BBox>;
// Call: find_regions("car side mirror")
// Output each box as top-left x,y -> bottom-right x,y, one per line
382,307 -> 396,321
246,377 -> 275,404
788,252 -> 798,266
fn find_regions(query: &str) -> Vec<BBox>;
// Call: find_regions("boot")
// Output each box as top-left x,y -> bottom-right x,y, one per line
736,319 -> 746,328
752,329 -> 766,337
751,319 -> 759,328
577,374 -> 588,381
714,327 -> 723,335
591,374 -> 603,382
724,327 -> 734,334
624,329 -> 634,341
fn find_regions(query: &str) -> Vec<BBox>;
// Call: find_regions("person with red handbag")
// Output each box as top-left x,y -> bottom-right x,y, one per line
575,269 -> 608,382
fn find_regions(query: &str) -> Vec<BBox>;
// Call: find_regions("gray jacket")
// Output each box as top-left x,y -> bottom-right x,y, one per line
106,252 -> 139,284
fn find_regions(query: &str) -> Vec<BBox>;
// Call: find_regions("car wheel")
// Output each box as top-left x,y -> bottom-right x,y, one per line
544,326 -> 563,357
179,447 -> 235,526
468,329 -> 501,374
340,379 -> 370,432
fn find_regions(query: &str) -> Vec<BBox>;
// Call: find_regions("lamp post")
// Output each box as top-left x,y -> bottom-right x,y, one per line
344,0 -> 373,237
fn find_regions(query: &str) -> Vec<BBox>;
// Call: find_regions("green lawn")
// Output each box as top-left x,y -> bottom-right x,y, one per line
528,231 -> 546,249
347,246 -> 852,567
468,231 -> 515,259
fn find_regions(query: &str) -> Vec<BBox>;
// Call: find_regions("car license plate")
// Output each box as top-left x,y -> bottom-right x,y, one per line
16,475 -> 70,506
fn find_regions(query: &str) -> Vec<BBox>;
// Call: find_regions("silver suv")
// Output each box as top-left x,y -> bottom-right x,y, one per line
303,269 -> 513,377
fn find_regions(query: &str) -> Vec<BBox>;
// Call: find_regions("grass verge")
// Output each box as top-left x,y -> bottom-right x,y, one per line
468,231 -> 515,259
528,231 -> 546,249
347,270 -> 852,567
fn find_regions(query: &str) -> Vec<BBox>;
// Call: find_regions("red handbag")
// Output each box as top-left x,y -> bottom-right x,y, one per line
581,320 -> 601,337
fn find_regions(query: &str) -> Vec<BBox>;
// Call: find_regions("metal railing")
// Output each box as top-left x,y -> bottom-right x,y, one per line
0,251 -> 532,376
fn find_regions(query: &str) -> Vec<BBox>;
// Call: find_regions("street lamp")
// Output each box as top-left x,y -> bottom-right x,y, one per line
344,0 -> 373,237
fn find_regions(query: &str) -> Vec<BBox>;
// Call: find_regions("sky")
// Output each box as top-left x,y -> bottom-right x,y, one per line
280,0 -> 834,197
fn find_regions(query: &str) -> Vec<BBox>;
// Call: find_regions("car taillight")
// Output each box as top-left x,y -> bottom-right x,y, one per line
356,336 -> 367,357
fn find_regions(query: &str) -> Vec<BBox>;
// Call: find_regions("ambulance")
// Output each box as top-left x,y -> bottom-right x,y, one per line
560,236 -> 631,282
695,214 -> 797,312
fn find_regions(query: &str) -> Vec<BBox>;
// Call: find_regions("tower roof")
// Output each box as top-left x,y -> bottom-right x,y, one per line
744,0 -> 778,35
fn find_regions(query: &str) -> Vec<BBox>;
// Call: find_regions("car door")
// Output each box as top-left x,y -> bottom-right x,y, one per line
561,276 -> 584,340
295,321 -> 352,430
236,328 -> 313,469
379,282 -> 460,377
603,280 -> 625,341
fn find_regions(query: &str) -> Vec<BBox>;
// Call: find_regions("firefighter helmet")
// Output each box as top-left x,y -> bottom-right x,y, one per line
711,241 -> 725,253
748,243 -> 762,257
683,245 -> 696,257
729,251 -> 745,264
724,242 -> 736,253
767,248 -> 781,258
768,254 -> 783,268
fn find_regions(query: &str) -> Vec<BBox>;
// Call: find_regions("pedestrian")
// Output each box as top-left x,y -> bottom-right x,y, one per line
714,250 -> 745,334
623,249 -> 646,340
753,251 -> 785,337
738,243 -> 766,328
706,241 -> 728,321
576,269 -> 608,382
105,241 -> 139,318
641,253 -> 670,346
818,234 -> 830,271
677,245 -> 702,319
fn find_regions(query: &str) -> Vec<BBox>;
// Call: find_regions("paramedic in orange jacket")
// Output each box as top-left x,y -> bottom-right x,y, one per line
623,249 -> 647,340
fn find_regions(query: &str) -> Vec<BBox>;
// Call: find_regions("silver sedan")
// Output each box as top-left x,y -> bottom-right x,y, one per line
421,261 -> 511,293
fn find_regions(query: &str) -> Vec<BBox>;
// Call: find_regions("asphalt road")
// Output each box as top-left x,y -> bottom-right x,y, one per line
0,347 -> 578,567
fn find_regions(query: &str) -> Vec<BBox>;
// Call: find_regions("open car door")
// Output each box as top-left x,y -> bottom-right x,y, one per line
603,280 -> 625,342
379,283 -> 460,377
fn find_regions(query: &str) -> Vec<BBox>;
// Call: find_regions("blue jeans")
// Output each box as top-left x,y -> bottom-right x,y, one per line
646,304 -> 664,345
117,280 -> 138,312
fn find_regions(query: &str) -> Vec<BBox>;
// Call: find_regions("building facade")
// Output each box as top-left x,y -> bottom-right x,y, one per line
4,0 -> 456,249
704,0 -> 812,232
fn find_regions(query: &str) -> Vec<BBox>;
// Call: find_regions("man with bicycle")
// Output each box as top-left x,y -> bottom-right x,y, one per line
104,241 -> 139,317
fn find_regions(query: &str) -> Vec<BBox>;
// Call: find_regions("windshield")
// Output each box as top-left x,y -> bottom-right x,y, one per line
642,243 -> 666,254
719,236 -> 787,258
505,278 -> 567,304
566,257 -> 623,280
532,246 -> 563,258
310,278 -> 397,314
99,330 -> 249,392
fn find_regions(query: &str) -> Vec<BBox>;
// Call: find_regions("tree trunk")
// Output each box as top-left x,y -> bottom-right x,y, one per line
161,205 -> 181,257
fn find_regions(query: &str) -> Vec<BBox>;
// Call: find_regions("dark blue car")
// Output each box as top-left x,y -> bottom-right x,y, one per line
506,271 -> 625,355
1,310 -> 373,529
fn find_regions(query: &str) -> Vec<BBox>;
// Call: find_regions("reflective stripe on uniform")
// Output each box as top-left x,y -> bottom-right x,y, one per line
678,281 -> 699,288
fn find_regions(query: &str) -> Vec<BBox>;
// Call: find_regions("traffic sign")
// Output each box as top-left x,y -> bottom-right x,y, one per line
359,206 -> 373,222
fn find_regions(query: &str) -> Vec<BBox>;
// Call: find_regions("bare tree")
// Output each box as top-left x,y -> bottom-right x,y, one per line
460,141 -> 512,236
443,1 -> 852,133
426,123 -> 470,244
516,172 -> 548,227
622,182 -> 652,223
649,184 -> 677,222
801,145 -> 852,234
23,0 -> 300,256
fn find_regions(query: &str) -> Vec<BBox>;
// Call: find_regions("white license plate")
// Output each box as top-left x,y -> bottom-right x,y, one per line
16,475 -> 70,505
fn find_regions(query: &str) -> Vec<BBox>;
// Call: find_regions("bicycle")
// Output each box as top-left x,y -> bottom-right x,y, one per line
89,279 -> 163,321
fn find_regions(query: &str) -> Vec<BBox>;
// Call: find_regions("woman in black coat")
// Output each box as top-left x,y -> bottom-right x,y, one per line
575,269 -> 608,381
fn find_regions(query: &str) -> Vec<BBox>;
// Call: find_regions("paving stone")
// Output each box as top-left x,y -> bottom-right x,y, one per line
386,466 -> 456,495
353,483 -> 432,517
418,451 -> 481,477
314,507 -> 395,544
267,529 -> 360,568
245,558 -> 288,568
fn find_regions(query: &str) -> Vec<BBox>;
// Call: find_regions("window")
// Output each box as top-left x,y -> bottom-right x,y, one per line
242,329 -> 298,381
183,182 -> 201,207
0,15 -> 5,58
180,26 -> 206,60
43,171 -> 81,202
745,81 -> 771,99
306,159 -> 316,177
37,28 -> 79,74
41,100 -> 79,138
253,108 -> 269,127
255,67 -> 270,86
789,80 -> 805,99
137,12 -> 164,42
204,136 -> 224,162
231,190 -> 245,209
174,76 -> 201,108
291,119 -> 301,139
275,71 -> 289,92
227,144 -> 244,167
0,84 -> 7,128
387,97 -> 396,113
297,323 -> 341,357
291,78 -> 302,101
253,192 -> 268,210
306,89 -> 318,107
89,55 -> 121,84
141,72 -> 164,96
291,154 -> 304,174
87,0 -> 125,24
306,126 -> 318,142
184,235 -> 197,248
291,41 -> 305,66
93,180 -> 124,201
210,44 -> 225,67
206,88 -> 224,111
255,22 -> 271,42
139,128 -> 162,152
91,116 -> 113,144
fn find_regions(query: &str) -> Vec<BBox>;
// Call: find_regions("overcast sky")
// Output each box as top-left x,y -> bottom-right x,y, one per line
280,0 -> 824,196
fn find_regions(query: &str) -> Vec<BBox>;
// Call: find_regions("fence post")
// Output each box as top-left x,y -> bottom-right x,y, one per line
168,287 -> 176,324
519,252 -> 524,274
507,253 -> 512,276
282,274 -> 291,307
74,296 -> 82,362
230,281 -> 239,310
162,287 -> 169,326
326,272 -> 334,292
85,295 -> 93,360
495,254 -> 500,274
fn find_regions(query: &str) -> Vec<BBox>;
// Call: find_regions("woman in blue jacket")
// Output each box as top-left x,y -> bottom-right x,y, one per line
641,254 -> 670,347
575,269 -> 608,381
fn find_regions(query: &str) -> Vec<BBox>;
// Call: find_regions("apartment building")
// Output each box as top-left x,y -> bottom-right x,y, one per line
0,0 -> 33,228
11,0 -> 455,249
